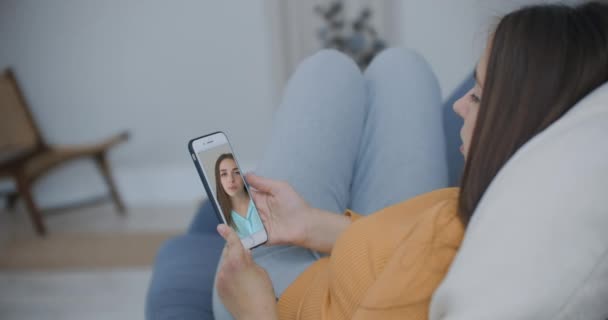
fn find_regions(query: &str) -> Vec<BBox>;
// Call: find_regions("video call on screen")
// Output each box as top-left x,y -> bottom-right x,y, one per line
199,147 -> 264,239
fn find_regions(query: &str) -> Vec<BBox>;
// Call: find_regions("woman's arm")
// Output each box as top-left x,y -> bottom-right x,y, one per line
216,224 -> 279,320
297,207 -> 351,253
246,173 -> 352,253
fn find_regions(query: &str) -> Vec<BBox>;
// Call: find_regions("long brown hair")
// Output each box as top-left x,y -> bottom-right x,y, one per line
214,153 -> 247,228
459,2 -> 608,224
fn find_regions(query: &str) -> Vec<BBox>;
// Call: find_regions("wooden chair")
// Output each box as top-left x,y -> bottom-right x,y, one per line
0,68 -> 129,236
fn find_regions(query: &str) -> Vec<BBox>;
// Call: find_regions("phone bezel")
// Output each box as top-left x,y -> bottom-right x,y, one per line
188,131 -> 268,250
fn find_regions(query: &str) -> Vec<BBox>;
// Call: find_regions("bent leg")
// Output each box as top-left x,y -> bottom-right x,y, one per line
213,50 -> 368,320
255,49 -> 367,214
349,48 -> 448,214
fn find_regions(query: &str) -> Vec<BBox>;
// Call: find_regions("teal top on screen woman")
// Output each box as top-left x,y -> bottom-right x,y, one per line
230,199 -> 263,238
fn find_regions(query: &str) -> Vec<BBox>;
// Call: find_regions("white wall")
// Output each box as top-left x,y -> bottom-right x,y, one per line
1,0 -> 584,208
0,0 -> 276,206
267,0 -> 581,102
394,0 -> 583,98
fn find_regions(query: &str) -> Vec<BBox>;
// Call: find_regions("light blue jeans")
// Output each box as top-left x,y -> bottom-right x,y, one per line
212,48 -> 448,319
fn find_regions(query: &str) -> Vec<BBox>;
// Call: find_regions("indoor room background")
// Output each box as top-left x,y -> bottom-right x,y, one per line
0,1 -> 582,319
0,0 -> 561,210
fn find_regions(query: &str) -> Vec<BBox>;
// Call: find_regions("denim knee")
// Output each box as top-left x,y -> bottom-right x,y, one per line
296,49 -> 363,83
365,47 -> 437,84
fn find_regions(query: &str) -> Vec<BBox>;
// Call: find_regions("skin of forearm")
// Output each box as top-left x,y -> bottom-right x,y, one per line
298,207 -> 351,254
240,305 -> 279,320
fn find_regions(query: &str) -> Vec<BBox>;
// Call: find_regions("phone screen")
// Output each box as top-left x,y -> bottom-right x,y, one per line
190,132 -> 267,249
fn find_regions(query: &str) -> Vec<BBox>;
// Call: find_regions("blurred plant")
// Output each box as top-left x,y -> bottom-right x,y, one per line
315,1 -> 387,69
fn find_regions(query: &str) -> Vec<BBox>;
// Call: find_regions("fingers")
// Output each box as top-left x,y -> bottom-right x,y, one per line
245,173 -> 282,194
218,224 -> 241,246
250,191 -> 271,226
218,224 -> 247,259
218,224 -> 253,276
250,190 -> 265,211
251,189 -> 260,202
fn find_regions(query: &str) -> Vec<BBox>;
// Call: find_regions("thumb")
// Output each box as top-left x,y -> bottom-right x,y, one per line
252,191 -> 268,218
250,190 -> 264,208
217,224 -> 243,250
246,173 -> 280,194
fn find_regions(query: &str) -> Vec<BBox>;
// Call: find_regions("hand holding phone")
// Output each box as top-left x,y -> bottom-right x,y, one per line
215,224 -> 278,319
244,173 -> 312,247
189,132 -> 268,249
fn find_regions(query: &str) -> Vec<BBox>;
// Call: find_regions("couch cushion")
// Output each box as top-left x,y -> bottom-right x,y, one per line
430,82 -> 608,320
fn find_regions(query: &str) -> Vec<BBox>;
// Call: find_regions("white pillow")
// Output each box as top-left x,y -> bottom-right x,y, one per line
430,83 -> 608,320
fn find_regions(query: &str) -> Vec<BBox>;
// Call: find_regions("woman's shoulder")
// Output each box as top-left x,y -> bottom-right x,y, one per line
335,188 -> 462,270
328,188 -> 463,317
350,187 -> 459,225
386,187 -> 459,214
342,189 -> 464,315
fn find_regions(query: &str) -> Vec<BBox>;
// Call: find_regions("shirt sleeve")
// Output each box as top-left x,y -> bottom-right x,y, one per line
352,201 -> 464,319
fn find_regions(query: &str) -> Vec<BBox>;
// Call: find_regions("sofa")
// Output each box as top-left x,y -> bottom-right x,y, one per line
429,81 -> 608,319
146,74 -> 608,319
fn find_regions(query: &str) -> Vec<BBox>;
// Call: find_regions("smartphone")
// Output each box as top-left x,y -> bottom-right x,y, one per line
188,131 -> 268,249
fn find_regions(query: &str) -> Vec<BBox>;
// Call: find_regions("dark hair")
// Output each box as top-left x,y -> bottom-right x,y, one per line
214,153 -> 247,228
459,2 -> 608,224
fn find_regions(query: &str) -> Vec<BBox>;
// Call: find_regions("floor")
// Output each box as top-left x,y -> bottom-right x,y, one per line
0,200 -> 197,320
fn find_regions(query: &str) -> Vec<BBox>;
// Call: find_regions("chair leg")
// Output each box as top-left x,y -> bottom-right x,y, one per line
6,191 -> 19,211
15,176 -> 47,236
95,153 -> 126,214
6,192 -> 19,211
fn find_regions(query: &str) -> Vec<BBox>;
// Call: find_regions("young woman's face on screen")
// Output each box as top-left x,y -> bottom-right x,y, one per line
219,158 -> 245,197
453,42 -> 490,159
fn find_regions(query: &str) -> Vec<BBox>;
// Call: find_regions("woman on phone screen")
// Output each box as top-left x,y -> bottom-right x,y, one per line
215,153 -> 263,238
